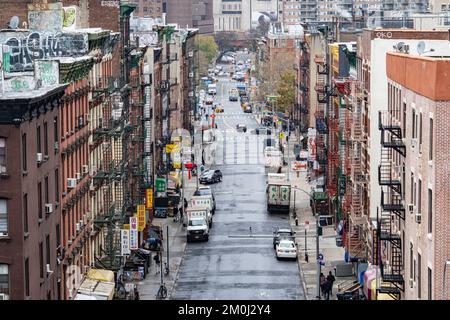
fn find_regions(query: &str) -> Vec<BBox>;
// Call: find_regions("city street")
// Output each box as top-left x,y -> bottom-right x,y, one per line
171,75 -> 305,299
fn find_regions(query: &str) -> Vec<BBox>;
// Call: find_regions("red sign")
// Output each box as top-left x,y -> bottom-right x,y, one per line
210,114 -> 215,119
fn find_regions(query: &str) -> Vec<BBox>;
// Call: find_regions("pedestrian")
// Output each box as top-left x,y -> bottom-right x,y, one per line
323,280 -> 331,300
320,273 -> 326,298
184,197 -> 188,209
134,286 -> 140,300
326,271 -> 336,295
277,166 -> 282,174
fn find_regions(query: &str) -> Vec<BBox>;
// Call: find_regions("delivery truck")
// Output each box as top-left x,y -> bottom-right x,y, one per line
186,205 -> 213,228
186,217 -> 209,242
190,195 -> 215,214
266,173 -> 291,214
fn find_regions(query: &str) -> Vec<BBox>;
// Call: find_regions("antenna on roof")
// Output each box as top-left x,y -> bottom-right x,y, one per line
9,16 -> 19,29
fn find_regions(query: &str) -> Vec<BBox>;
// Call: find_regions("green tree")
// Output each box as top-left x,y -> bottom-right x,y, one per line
276,71 -> 296,113
197,35 -> 218,75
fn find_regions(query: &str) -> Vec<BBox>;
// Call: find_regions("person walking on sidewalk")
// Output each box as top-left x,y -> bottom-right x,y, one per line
320,273 -> 326,298
326,271 -> 336,295
323,280 -> 331,300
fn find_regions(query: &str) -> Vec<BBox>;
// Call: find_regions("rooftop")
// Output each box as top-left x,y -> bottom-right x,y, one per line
0,84 -> 67,101
387,52 -> 450,100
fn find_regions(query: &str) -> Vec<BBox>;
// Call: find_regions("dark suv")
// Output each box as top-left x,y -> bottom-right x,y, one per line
199,169 -> 223,184
273,227 -> 295,249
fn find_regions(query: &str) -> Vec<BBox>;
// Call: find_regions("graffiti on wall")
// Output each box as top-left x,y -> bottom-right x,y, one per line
63,6 -> 78,30
133,32 -> 159,47
0,31 -> 88,72
3,76 -> 36,92
35,60 -> 59,87
28,9 -> 64,33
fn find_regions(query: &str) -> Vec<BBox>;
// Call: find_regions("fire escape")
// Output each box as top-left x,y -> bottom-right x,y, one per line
377,109 -> 406,299
314,55 -> 331,176
298,41 -> 309,133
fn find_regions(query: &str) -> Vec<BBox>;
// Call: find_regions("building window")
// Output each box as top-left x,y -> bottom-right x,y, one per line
418,179 -> 422,214
38,182 -> 43,220
0,199 -> 7,236
428,189 -> 432,233
25,258 -> 30,297
44,176 -> 49,205
418,253 -> 422,299
429,118 -> 433,161
410,173 -> 414,206
22,134 -> 27,172
428,267 -> 432,300
46,235 -> 50,271
0,264 -> 9,298
23,194 -> 28,234
402,104 -> 406,137
39,242 -> 44,278
0,138 -> 5,173
37,126 -> 41,155
56,224 -> 61,248
54,116 -> 58,145
44,122 -> 48,156
55,169 -> 59,202
412,109 -> 416,139
409,243 -> 413,280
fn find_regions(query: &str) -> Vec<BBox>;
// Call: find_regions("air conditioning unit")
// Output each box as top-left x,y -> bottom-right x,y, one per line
408,204 -> 414,213
0,232 -> 7,237
67,240 -> 72,245
75,172 -> 81,181
45,203 -> 53,214
82,165 -> 89,174
0,293 -> 9,300
415,212 -> 422,224
79,219 -> 84,227
98,117 -> 103,128
188,51 -> 194,57
46,264 -> 53,274
0,165 -> 6,174
189,72 -> 194,78
67,178 -> 77,189
37,153 -> 43,163
54,142 -> 59,151
409,278 -> 414,288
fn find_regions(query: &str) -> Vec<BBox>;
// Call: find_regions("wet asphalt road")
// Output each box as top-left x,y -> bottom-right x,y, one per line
172,63 -> 305,300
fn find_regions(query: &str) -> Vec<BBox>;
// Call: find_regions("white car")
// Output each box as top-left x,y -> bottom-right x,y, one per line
276,240 -> 297,260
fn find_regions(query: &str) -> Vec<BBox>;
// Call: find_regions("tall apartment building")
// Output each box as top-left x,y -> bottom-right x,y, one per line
164,0 -> 214,34
214,0 -> 279,32
130,0 -> 163,18
378,52 -> 450,300
282,0 -> 317,24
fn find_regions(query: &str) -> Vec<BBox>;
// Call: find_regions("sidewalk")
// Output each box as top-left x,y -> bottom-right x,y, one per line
136,170 -> 198,300
281,134 -> 348,300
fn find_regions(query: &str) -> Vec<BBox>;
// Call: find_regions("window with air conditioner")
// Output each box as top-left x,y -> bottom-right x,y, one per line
0,264 -> 9,299
45,203 -> 53,214
67,178 -> 77,189
0,199 -> 7,237
0,138 -> 6,174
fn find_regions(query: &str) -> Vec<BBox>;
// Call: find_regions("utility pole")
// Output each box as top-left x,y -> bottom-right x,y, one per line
166,225 -> 169,274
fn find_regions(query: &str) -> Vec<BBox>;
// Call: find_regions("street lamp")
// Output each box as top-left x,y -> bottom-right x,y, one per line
442,260 -> 450,299
291,186 -> 320,300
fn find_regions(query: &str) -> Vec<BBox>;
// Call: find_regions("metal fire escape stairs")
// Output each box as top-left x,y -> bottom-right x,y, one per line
377,110 -> 406,299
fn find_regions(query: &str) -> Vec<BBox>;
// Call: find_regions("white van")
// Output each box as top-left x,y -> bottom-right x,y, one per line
208,83 -> 217,95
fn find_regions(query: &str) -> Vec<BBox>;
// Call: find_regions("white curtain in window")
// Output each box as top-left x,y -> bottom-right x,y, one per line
0,199 -> 7,233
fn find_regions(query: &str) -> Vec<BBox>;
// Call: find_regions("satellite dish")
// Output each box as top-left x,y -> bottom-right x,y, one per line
9,16 -> 19,29
417,41 -> 426,55
394,42 -> 405,52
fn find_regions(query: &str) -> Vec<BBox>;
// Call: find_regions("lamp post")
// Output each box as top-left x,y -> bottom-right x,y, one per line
291,186 -> 320,299
442,260 -> 450,300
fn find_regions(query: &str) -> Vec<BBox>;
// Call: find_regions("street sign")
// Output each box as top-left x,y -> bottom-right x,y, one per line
279,132 -> 285,140
155,177 -> 167,192
304,221 -> 310,230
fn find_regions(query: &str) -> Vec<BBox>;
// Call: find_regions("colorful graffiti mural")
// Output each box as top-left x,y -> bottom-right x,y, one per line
0,31 -> 88,72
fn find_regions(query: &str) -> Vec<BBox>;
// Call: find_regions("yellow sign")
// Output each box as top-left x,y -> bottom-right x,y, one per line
146,188 -> 153,209
166,144 -> 180,153
137,205 -> 146,232
123,224 -> 130,230
279,132 -> 285,139
174,162 -> 181,169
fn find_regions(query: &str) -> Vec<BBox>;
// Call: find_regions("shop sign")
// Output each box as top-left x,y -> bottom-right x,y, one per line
130,217 -> 138,250
155,178 -> 167,192
146,188 -> 153,209
137,205 -> 146,232
121,229 -> 130,256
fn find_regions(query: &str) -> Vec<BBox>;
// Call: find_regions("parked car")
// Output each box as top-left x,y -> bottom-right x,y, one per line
200,169 -> 223,184
276,239 -> 297,260
205,96 -> 214,105
254,127 -> 272,135
236,124 -> 247,132
273,227 -> 295,249
215,107 -> 224,113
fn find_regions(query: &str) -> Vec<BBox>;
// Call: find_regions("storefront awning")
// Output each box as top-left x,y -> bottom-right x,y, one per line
86,269 -> 115,282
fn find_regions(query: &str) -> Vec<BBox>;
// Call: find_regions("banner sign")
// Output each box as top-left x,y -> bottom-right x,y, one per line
137,205 -> 146,232
129,217 -> 138,250
146,188 -> 153,209
121,229 -> 130,256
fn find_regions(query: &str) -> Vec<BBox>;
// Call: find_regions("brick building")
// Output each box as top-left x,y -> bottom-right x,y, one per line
379,52 -> 450,300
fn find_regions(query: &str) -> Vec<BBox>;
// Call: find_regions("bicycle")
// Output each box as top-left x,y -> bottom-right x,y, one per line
156,283 -> 168,300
